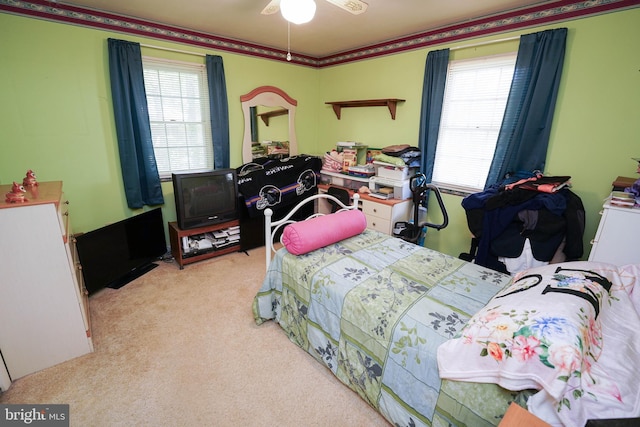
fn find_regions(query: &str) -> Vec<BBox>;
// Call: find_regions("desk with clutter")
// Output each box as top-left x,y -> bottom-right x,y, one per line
320,142 -> 420,198
318,143 -> 423,237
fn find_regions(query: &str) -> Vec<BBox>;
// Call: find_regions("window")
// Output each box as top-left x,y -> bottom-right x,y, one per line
431,53 -> 517,193
142,58 -> 212,179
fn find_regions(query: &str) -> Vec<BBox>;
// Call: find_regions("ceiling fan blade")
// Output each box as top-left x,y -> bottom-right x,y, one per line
261,0 -> 281,15
325,0 -> 368,15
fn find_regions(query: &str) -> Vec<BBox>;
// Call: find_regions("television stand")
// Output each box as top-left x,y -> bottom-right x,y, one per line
168,220 -> 241,269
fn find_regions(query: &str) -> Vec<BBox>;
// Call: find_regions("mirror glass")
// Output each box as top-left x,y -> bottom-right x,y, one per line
241,86 -> 298,163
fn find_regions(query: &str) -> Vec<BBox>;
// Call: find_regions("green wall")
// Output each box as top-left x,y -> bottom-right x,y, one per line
315,9 -> 640,257
0,12 -> 321,237
1,8 -> 638,260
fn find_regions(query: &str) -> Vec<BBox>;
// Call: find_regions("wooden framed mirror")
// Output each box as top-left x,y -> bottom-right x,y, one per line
240,86 -> 298,164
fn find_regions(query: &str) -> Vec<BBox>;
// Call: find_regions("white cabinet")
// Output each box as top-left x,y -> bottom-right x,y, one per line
0,181 -> 92,390
588,201 -> 640,266
317,185 -> 412,235
360,197 -> 412,235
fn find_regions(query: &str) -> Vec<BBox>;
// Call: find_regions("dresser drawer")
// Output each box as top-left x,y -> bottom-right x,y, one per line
361,200 -> 393,219
366,216 -> 391,234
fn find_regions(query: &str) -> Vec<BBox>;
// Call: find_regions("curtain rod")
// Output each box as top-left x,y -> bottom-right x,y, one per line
140,43 -> 206,57
450,35 -> 520,51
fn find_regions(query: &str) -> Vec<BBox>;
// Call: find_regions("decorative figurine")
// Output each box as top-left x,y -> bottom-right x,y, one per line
5,182 -> 28,203
22,169 -> 38,187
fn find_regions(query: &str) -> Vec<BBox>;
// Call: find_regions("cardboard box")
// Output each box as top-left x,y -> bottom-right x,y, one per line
337,143 -> 368,165
342,148 -> 358,172
498,403 -> 551,427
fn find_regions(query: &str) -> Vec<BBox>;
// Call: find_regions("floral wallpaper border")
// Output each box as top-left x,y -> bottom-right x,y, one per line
1,0 -> 638,67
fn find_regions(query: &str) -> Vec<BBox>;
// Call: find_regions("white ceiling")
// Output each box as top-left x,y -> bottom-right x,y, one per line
59,0 -> 559,57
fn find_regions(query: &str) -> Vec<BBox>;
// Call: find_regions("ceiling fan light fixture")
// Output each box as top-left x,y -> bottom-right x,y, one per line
281,0 -> 316,25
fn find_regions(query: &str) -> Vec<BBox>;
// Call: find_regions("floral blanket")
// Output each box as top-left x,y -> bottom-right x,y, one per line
253,229 -> 526,426
438,261 -> 640,426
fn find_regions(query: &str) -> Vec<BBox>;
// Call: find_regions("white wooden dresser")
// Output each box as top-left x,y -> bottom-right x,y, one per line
0,181 -> 92,391
588,200 -> 640,266
317,184 -> 412,235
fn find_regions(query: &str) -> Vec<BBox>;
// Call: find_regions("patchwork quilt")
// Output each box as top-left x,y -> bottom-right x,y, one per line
253,229 -> 531,426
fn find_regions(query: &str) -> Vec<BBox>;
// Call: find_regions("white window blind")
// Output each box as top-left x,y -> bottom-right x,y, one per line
142,58 -> 213,179
431,53 -> 517,193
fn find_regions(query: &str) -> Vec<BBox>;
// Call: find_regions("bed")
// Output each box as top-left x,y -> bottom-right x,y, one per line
252,193 -> 640,427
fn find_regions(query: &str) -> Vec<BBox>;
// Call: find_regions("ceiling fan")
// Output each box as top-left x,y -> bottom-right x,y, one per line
261,0 -> 369,18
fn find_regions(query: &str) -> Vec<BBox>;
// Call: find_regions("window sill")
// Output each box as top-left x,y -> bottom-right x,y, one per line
432,183 -> 477,198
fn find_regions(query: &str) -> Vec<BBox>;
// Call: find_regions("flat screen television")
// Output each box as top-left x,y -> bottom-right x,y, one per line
75,207 -> 167,295
172,169 -> 239,230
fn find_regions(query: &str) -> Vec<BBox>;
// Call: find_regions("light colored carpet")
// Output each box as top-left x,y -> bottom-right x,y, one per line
0,247 -> 389,426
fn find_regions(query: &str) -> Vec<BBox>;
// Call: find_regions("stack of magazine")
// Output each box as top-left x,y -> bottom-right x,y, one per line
610,191 -> 635,208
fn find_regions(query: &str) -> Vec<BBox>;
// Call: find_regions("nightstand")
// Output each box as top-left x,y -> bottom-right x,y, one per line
588,201 -> 640,266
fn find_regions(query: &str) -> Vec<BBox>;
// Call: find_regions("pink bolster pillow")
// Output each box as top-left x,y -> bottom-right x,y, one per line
281,209 -> 367,255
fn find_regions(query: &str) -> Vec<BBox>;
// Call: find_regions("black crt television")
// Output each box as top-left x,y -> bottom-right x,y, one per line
75,207 -> 167,295
172,169 -> 239,230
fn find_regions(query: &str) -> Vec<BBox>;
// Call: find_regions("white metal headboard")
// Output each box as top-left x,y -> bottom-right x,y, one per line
264,192 -> 360,271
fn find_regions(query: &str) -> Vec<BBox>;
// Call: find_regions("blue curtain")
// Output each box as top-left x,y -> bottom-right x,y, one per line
206,55 -> 230,169
485,28 -> 568,188
107,38 -> 164,209
418,49 -> 449,182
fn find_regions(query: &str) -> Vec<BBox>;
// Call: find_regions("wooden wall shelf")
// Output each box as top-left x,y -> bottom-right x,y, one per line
257,108 -> 288,126
325,98 -> 405,120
